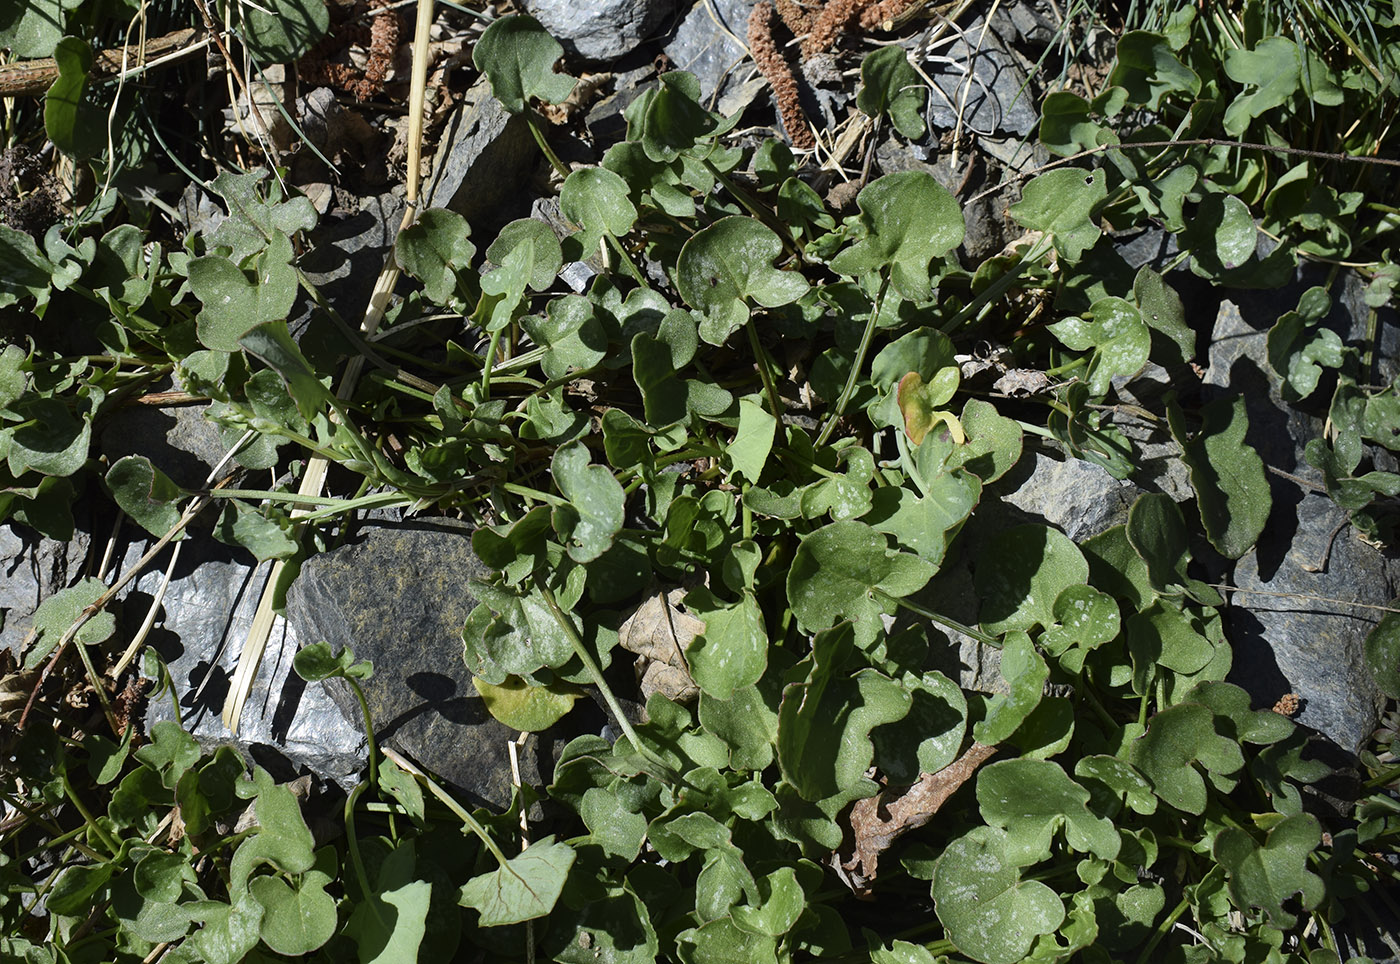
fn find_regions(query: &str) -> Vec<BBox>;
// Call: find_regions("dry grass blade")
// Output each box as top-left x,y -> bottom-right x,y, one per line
222,0 -> 438,734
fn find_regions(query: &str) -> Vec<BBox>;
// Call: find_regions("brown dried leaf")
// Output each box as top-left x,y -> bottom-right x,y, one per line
840,741 -> 998,896
617,590 -> 704,703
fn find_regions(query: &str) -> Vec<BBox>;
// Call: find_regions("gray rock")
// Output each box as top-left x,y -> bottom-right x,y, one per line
0,522 -> 92,657
421,75 -> 537,239
663,0 -> 758,108
528,0 -> 676,61
992,447 -> 1141,543
131,535 -> 367,785
283,519 -> 547,809
98,403 -> 230,490
920,16 -> 1039,136
1205,283 -> 1398,756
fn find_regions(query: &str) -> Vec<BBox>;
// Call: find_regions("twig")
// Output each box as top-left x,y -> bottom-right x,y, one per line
969,137 -> 1400,205
0,27 -> 203,97
222,0 -> 438,733
1210,584 -> 1400,615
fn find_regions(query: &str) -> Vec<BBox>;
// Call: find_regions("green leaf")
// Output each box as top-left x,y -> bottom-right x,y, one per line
395,208 -> 476,305
238,320 -> 334,422
0,224 -> 58,307
580,785 -> 648,861
731,866 -> 805,938
1047,296 -> 1150,397
1168,396 -> 1271,559
486,218 -> 563,293
187,894 -> 265,964
292,641 -> 374,682
699,681 -> 781,771
632,309 -> 732,424
525,295 -> 609,382
950,398 -> 1023,483
972,631 -> 1048,747
1127,601 -> 1214,691
676,917 -> 779,964
1267,290 -> 1344,402
727,398 -> 777,483
932,826 -> 1065,964
206,171 -> 318,264
0,0 -> 81,57
227,768 -> 316,898
1133,266 -> 1194,365
43,36 -> 102,159
190,235 -> 298,352
1038,91 -> 1108,156
471,14 -> 575,113
26,576 -> 116,669
856,45 -> 926,139
1214,814 -> 1325,928
344,842 -> 431,963
1365,612 -> 1400,699
7,390 -> 97,479
830,171 -> 964,301
1009,169 -> 1106,263
1222,37 -> 1301,136
872,668 -> 967,782
237,0 -> 329,61
212,500 -> 299,562
777,625 -> 911,800
249,870 -> 337,956
866,472 -> 979,566
1108,31 -> 1201,109
1183,193 -> 1258,276
561,167 -> 638,252
48,861 -> 117,916
551,441 -> 624,563
1128,702 -> 1244,814
677,217 -> 809,346
462,577 -> 578,683
104,456 -> 183,538
685,586 -> 767,700
976,524 -> 1089,636
460,836 -> 575,925
472,675 -> 580,731
977,759 -> 1120,864
787,520 -> 936,649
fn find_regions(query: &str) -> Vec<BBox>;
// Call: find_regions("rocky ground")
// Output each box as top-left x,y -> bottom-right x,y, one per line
3,0 -> 1397,822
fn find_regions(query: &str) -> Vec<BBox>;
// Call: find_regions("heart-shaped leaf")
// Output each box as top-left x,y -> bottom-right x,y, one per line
551,441 -> 624,563
933,826 -> 1065,964
395,208 -> 476,305
677,217 -> 809,346
777,625 -> 911,800
856,45 -> 926,139
830,171 -> 964,300
1009,168 -> 1107,263
787,519 -> 936,649
1167,396 -> 1271,559
977,758 -> 1120,864
190,235 -> 298,352
471,15 -> 576,114
976,524 -> 1089,636
1047,296 -> 1151,396
1213,813 -> 1324,928
561,167 -> 638,253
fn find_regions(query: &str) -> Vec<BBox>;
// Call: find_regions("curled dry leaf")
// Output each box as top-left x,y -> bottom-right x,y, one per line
838,741 -> 998,896
617,589 -> 703,704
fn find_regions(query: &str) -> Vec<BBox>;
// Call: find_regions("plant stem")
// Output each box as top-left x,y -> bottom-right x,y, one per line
746,322 -> 784,421
381,746 -> 511,864
537,583 -> 675,778
525,112 -> 570,179
817,275 -> 889,446
1133,895 -> 1191,964
60,771 -> 121,856
890,594 -> 1003,647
